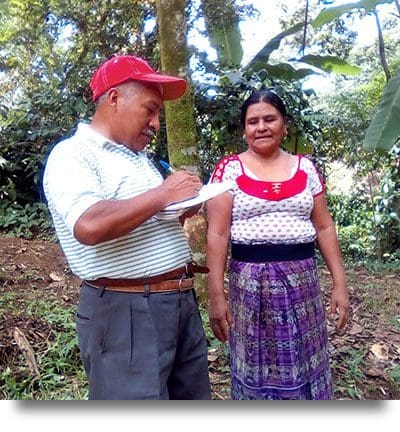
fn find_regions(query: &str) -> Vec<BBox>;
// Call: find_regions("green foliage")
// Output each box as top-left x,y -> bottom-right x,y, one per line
0,86 -> 90,206
326,150 -> 400,263
299,54 -> 361,75
363,68 -> 400,151
327,192 -> 376,260
312,0 -> 394,28
0,202 -> 53,239
309,0 -> 400,151
331,347 -> 367,399
0,296 -> 87,400
0,0 -> 157,236
245,22 -> 304,68
245,21 -> 360,79
195,70 -> 325,180
201,0 -> 243,68
388,363 -> 400,387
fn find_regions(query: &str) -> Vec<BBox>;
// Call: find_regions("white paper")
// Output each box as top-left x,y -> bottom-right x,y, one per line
165,181 -> 234,211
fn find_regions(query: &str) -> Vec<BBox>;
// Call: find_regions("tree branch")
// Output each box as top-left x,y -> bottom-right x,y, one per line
373,7 -> 391,82
394,0 -> 400,17
301,0 -> 310,56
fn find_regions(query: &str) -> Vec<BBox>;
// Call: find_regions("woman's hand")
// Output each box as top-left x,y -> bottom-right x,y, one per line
209,295 -> 233,342
330,286 -> 350,330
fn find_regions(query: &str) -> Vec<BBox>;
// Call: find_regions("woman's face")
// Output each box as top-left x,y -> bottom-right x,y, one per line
243,101 -> 287,156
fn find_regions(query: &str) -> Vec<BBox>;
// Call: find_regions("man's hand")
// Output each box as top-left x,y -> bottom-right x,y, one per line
160,170 -> 202,205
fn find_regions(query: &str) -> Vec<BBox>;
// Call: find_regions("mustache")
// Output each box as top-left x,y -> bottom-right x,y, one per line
144,129 -> 157,139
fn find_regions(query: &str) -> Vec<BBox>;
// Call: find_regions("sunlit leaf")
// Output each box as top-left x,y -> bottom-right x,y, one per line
202,0 -> 243,68
208,26 -> 243,67
312,0 -> 394,28
363,69 -> 400,151
299,54 -> 361,75
248,62 -> 317,81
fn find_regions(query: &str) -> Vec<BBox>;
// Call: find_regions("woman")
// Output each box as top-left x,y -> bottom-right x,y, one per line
206,90 -> 349,400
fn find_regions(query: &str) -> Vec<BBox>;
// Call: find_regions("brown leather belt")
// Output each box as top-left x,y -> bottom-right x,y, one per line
84,277 -> 194,293
83,261 -> 208,293
86,261 -> 208,286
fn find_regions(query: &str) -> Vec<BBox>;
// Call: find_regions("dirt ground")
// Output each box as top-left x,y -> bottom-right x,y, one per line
0,235 -> 399,400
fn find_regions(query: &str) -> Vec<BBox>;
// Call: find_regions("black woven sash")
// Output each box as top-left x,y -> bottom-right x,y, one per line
231,242 -> 315,263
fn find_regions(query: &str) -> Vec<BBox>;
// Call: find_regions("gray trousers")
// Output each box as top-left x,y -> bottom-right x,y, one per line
76,283 -> 211,400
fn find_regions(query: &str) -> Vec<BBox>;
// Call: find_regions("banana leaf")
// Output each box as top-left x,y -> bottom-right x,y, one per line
299,54 -> 361,75
363,69 -> 400,151
248,62 -> 317,81
312,0 -> 394,28
202,0 -> 243,68
245,22 -> 304,71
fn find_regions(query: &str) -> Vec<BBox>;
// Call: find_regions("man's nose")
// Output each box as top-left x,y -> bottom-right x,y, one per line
149,114 -> 160,131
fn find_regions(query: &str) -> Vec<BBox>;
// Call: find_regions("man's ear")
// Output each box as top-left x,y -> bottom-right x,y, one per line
107,88 -> 119,108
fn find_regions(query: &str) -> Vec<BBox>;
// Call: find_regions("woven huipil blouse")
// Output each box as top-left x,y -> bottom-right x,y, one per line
210,154 -> 325,245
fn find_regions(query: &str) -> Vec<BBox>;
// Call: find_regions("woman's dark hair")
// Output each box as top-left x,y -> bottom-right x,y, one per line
240,90 -> 287,128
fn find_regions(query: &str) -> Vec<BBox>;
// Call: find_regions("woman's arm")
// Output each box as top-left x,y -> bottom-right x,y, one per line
206,192 -> 234,342
311,193 -> 350,329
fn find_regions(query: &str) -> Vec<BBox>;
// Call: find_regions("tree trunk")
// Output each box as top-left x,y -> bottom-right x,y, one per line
155,0 -> 208,299
155,0 -> 201,173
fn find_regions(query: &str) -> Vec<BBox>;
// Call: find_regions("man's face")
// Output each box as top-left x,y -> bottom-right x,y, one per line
113,83 -> 164,152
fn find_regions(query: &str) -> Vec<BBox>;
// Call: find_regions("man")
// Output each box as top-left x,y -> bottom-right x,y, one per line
43,55 -> 211,400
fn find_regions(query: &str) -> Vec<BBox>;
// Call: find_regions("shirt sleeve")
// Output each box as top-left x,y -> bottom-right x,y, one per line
43,142 -> 105,233
301,156 -> 325,197
209,155 -> 241,184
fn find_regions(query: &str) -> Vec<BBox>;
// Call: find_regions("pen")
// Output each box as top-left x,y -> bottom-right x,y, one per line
159,160 -> 175,173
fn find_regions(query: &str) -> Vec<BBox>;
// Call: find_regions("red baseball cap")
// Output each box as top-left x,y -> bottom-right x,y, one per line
89,55 -> 187,102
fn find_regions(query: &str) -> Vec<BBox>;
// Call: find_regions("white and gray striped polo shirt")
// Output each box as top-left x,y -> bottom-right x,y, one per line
43,122 -> 192,280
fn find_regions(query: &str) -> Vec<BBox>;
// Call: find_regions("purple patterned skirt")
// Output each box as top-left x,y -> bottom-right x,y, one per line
228,257 -> 333,400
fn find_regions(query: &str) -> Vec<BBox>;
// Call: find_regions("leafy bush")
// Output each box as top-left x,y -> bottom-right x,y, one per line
327,174 -> 400,263
0,201 -> 53,239
337,225 -> 375,261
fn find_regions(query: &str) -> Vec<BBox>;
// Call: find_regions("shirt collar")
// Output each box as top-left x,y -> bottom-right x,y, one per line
76,122 -> 112,148
76,122 -> 145,157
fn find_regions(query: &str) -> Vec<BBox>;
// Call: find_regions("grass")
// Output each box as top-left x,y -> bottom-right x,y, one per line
0,296 -> 88,400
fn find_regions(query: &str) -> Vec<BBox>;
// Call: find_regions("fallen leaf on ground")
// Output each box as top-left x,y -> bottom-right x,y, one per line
349,323 -> 363,335
49,271 -> 64,282
370,343 -> 389,360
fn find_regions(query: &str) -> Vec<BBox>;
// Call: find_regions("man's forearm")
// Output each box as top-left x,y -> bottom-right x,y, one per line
73,187 -> 169,245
